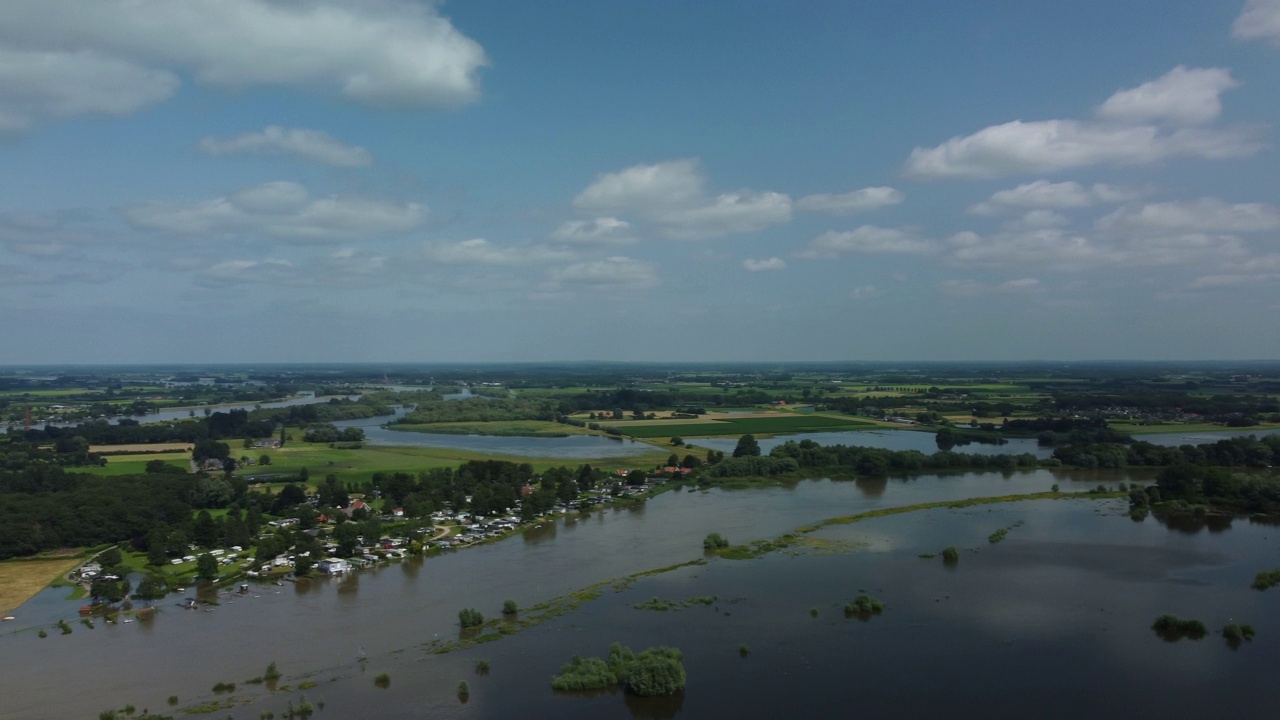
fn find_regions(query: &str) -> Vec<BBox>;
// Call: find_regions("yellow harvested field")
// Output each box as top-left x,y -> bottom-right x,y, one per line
0,555 -> 85,614
90,443 -> 194,455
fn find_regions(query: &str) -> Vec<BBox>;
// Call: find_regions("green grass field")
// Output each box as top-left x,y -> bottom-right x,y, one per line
79,452 -> 191,476
615,415 -> 875,439
239,440 -> 675,484
1110,420 -> 1280,435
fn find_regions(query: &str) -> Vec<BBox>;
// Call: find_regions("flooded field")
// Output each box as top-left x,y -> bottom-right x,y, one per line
3,469 -> 1278,718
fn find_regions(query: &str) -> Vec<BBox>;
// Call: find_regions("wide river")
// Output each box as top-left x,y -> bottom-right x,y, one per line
4,467 -> 1278,719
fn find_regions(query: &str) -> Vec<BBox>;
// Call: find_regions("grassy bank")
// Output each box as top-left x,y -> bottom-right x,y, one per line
387,420 -> 590,437
615,414 -> 875,439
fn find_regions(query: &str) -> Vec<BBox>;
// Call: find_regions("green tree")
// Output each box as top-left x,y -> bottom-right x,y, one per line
732,434 -> 761,458
196,553 -> 218,581
133,574 -> 167,605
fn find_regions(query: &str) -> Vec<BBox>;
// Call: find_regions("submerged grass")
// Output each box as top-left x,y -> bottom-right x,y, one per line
422,559 -> 708,655
714,491 -> 1118,560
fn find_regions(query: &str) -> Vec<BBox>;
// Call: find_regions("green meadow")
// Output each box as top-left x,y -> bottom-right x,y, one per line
614,415 -> 875,439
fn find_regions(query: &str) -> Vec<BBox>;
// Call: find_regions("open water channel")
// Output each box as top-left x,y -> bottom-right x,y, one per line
4,466 -> 1279,719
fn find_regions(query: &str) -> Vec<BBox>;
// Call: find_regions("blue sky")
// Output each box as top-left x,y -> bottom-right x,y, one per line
1,0 -> 1279,364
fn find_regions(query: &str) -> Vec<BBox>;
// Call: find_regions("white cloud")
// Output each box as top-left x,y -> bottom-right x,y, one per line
200,258 -> 297,285
904,67 -> 1261,179
1096,66 -> 1239,125
656,191 -> 792,239
968,180 -> 1141,215
938,278 -> 1042,297
324,248 -> 386,277
796,226 -> 937,259
573,159 -> 705,212
198,126 -> 373,167
1006,210 -> 1071,230
1096,198 -> 1280,235
422,238 -> 571,266
0,47 -> 177,132
1234,0 -> 1280,43
742,257 -> 786,272
124,181 -> 425,242
572,159 -> 792,239
796,187 -> 904,215
848,285 -> 884,300
904,119 -> 1262,179
550,256 -> 659,289
0,0 -> 486,123
948,228 -> 1248,271
550,217 -> 636,246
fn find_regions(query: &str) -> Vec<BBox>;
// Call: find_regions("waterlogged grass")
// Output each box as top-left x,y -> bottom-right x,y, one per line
988,520 -> 1024,544
618,414 -> 873,439
633,595 -> 718,611
714,491 -> 1119,560
422,560 -> 706,655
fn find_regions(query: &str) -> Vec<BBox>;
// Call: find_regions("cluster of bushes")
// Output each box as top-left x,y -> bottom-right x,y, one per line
458,608 -> 485,628
703,533 -> 729,550
301,424 -> 365,443
1151,614 -> 1207,641
551,643 -> 685,697
844,594 -> 886,617
1252,568 -> 1280,590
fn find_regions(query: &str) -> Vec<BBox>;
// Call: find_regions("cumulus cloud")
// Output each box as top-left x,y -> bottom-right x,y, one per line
1234,0 -> 1280,43
796,226 -> 937,259
198,126 -> 373,167
742,257 -> 786,272
550,256 -> 659,289
124,181 -> 425,242
1096,198 -> 1280,235
1095,66 -> 1239,125
573,159 -> 792,239
573,159 -> 705,212
0,0 -> 486,129
938,278 -> 1042,297
904,67 -> 1259,179
796,187 -> 904,215
968,180 -> 1141,215
422,238 -> 571,266
550,217 -> 636,246
904,119 -> 1261,179
0,47 -> 177,132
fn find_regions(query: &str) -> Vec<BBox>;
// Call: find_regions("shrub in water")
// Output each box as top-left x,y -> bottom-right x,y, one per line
458,608 -> 484,628
1151,614 -> 1207,641
844,594 -> 886,617
703,533 -> 729,550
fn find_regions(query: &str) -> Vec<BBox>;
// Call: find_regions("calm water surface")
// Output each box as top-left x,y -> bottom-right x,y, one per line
5,468 -> 1278,718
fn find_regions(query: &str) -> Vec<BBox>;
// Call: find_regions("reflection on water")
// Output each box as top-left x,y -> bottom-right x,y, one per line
1157,513 -> 1235,534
